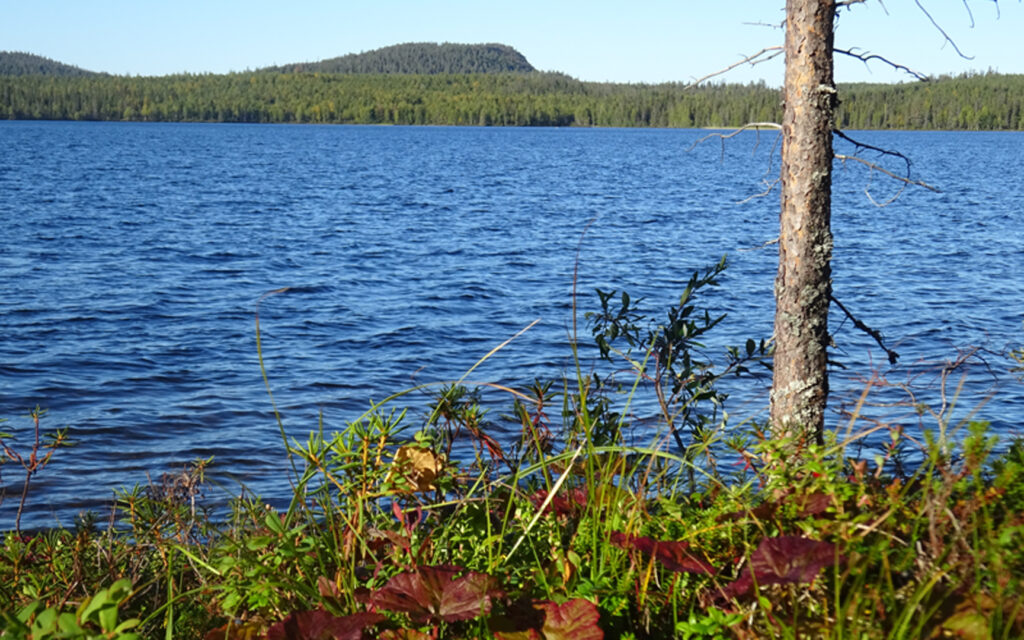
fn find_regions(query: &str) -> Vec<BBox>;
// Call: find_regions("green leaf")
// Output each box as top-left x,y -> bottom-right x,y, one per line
246,535 -> 275,550
943,610 -> 990,640
265,511 -> 286,534
31,606 -> 57,635
16,601 -> 41,624
78,586 -> 109,623
108,578 -> 133,601
99,601 -> 119,632
57,611 -> 84,635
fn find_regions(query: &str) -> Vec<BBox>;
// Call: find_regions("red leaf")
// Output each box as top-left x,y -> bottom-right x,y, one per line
378,630 -> 432,640
371,565 -> 497,623
796,491 -> 832,517
528,487 -> 587,517
750,535 -> 836,584
609,531 -> 714,574
265,610 -> 384,640
539,599 -> 603,640
718,536 -> 838,601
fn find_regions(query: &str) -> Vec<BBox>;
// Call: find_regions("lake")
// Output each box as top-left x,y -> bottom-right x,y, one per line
1,121 -> 1022,530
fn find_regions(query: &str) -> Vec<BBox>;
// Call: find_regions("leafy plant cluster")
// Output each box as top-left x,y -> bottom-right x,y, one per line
3,262 -> 1023,639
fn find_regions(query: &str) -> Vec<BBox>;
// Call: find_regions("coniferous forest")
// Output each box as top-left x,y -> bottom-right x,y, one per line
1,46 -> 1022,130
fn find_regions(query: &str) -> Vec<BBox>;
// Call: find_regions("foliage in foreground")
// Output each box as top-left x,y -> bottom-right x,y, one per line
2,265 -> 1023,639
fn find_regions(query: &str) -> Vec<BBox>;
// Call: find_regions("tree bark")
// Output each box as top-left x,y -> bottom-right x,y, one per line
771,0 -> 836,443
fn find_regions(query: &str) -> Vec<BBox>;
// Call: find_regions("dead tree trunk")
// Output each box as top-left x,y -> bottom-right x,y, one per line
771,0 -> 837,444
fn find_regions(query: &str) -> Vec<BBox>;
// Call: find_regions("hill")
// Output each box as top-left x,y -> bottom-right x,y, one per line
0,51 -> 98,77
261,42 -> 536,75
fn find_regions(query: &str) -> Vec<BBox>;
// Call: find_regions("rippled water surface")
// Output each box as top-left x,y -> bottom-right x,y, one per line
2,122 -> 1022,529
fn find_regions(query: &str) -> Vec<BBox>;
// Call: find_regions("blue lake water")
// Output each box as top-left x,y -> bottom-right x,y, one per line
1,121 -> 1022,530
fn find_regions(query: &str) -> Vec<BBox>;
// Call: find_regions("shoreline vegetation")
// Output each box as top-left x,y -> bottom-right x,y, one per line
3,264 -> 1023,639
2,71 -> 1021,130
1,51 -> 1023,130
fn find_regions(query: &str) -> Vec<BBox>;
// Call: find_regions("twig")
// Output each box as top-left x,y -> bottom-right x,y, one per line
737,178 -> 781,204
915,0 -> 975,59
834,48 -> 930,81
834,153 -> 939,204
682,47 -> 783,90
691,123 -> 783,202
742,20 -> 785,30
690,122 -> 782,155
833,129 -> 915,170
963,0 -> 977,28
833,128 -> 939,204
830,294 -> 900,365
738,236 -> 780,252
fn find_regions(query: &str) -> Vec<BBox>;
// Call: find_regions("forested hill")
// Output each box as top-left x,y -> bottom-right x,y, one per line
260,43 -> 536,74
0,51 -> 99,77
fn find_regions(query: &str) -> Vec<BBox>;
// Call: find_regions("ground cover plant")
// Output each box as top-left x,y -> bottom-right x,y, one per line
2,262 -> 1023,639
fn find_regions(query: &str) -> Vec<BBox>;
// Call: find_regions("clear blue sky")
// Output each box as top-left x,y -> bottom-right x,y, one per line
2,1 -> 1020,86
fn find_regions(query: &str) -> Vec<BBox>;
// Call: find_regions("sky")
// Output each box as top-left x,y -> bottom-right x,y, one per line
2,1 -> 1021,86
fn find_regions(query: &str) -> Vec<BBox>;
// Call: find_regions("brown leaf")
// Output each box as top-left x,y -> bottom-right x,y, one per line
490,597 -> 545,639
385,446 -> 443,493
943,595 -> 998,640
203,621 -> 264,640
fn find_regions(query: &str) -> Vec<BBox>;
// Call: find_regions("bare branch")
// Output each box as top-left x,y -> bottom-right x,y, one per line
742,20 -> 785,30
915,0 -> 975,59
962,0 -> 977,28
691,123 -> 783,203
682,47 -> 783,90
830,294 -> 900,365
690,122 -> 782,153
835,154 -> 939,205
738,236 -> 780,252
839,127 -> 921,173
738,177 -> 781,204
834,47 -> 930,81
832,128 -> 938,204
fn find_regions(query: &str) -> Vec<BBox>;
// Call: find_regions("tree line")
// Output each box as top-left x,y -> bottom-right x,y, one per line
1,70 -> 1021,129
